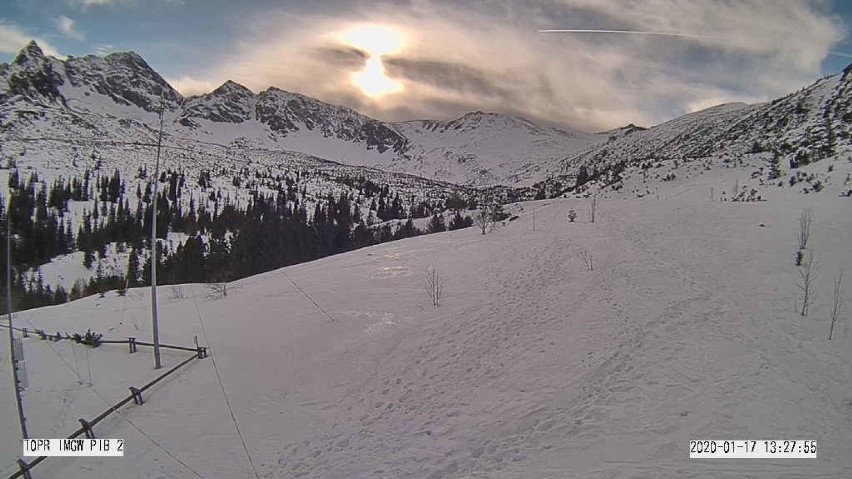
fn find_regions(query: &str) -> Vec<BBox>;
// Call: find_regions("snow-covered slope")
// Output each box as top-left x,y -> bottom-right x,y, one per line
2,174 -> 850,478
393,112 -> 603,186
545,70 -> 852,195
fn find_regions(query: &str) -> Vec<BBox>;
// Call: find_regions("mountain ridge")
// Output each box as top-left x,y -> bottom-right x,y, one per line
3,41 -> 852,192
0,42 -> 603,187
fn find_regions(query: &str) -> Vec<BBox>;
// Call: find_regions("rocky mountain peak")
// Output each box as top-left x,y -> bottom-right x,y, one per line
180,80 -> 256,124
62,49 -> 181,111
13,40 -> 46,66
213,80 -> 253,96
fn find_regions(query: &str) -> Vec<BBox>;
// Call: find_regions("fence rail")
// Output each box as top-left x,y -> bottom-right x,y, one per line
7,340 -> 207,479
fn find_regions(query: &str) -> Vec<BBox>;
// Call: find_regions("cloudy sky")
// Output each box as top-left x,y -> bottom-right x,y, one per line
2,0 -> 851,131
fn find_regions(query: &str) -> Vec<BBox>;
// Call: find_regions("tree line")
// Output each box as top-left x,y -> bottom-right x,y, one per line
0,166 -> 479,312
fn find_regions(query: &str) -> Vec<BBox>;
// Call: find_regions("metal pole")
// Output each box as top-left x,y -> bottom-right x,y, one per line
150,97 -> 165,370
7,212 -> 28,438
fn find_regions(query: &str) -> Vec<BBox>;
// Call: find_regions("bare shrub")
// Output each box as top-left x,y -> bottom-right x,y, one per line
798,208 -> 813,250
567,209 -> 577,222
578,249 -> 594,271
117,277 -> 128,297
828,269 -> 844,340
169,284 -> 186,301
589,194 -> 597,223
206,282 -> 227,299
797,250 -> 818,317
425,266 -> 444,307
473,209 -> 494,235
206,277 -> 228,300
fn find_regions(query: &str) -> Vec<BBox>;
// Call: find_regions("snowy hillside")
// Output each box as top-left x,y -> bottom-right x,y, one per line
2,171 -> 850,478
543,69 -> 852,196
393,112 -> 603,186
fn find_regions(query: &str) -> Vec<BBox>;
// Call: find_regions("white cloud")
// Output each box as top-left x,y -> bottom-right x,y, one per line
54,15 -> 83,41
166,75 -> 217,96
70,0 -> 181,10
0,21 -> 62,58
76,0 -> 116,7
182,0 -> 845,130
95,44 -> 114,55
68,0 -> 127,11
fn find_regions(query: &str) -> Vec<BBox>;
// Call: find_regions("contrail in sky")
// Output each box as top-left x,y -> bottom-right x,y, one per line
828,50 -> 852,59
538,29 -> 715,40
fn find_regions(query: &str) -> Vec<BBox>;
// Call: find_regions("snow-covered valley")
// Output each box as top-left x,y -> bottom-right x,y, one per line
2,172 -> 850,478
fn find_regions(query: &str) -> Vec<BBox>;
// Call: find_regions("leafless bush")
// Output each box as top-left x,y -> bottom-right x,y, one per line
169,284 -> 186,301
798,208 -> 813,250
206,282 -> 228,300
578,249 -> 594,271
828,269 -> 844,340
797,250 -> 818,317
589,194 -> 597,223
473,209 -> 496,234
425,266 -> 444,307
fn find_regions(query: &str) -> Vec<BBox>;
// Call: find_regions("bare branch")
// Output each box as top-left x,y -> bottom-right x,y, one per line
797,250 -> 818,317
425,266 -> 444,307
169,284 -> 186,301
798,208 -> 813,250
473,209 -> 494,235
578,248 -> 594,271
828,269 -> 844,340
589,194 -> 597,223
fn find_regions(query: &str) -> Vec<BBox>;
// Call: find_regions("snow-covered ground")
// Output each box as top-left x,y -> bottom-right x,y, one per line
1,176 -> 851,478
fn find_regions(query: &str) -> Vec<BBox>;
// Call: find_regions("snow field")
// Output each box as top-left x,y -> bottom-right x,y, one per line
1,187 -> 851,478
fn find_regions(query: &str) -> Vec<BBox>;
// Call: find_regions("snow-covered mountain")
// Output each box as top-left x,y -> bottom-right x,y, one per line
0,42 -> 597,188
4,39 -> 852,213
393,112 -> 600,186
543,69 -> 852,197
5,41 -> 851,195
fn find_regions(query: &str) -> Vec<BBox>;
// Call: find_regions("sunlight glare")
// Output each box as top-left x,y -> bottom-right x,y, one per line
340,25 -> 404,98
341,25 -> 403,56
354,56 -> 403,98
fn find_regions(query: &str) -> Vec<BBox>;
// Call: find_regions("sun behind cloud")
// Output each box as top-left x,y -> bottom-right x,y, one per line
340,24 -> 404,98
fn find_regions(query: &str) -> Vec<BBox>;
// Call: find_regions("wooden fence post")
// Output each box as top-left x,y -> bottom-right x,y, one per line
79,418 -> 95,439
17,459 -> 32,479
129,386 -> 144,405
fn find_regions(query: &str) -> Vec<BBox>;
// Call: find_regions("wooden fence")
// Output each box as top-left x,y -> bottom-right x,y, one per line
7,337 -> 207,479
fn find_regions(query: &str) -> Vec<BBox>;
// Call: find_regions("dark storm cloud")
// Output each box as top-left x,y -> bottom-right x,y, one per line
383,57 -> 510,99
314,45 -> 368,69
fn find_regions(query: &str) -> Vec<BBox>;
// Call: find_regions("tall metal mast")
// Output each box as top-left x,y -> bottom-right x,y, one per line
150,95 -> 165,370
7,210 -> 28,438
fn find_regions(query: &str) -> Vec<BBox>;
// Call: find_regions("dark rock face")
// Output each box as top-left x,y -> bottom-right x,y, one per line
7,41 -> 64,102
181,80 -> 255,124
65,52 -> 181,111
251,88 -> 408,153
